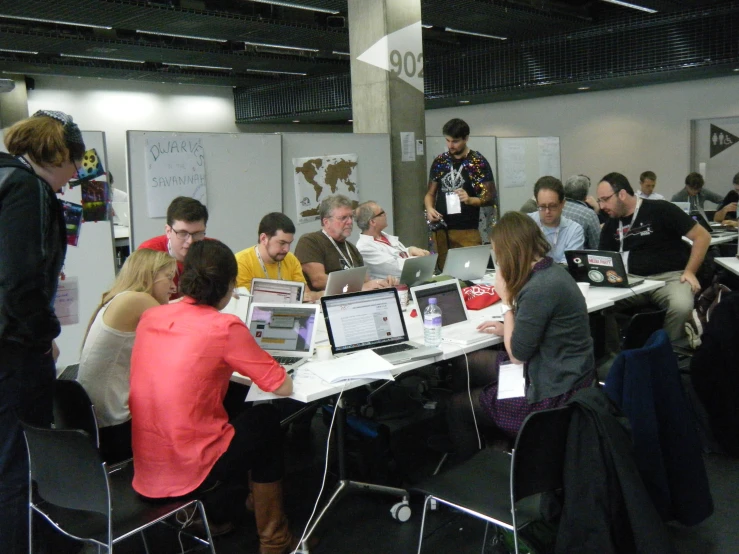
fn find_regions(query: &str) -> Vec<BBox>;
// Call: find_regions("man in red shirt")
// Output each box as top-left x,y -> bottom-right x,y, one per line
138,196 -> 208,298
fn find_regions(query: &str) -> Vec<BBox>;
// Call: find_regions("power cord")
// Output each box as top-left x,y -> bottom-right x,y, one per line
441,340 -> 482,451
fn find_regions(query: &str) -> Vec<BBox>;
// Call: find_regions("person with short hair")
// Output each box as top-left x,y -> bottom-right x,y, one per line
671,172 -> 724,211
562,174 -> 602,250
138,196 -> 209,298
424,118 -> 496,269
713,171 -> 739,227
636,170 -> 664,200
0,110 -> 85,552
355,201 -> 430,279
528,176 -> 584,264
130,240 -> 297,551
235,212 -> 322,302
294,194 -> 396,291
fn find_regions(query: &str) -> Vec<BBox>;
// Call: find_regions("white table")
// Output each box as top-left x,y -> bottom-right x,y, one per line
715,256 -> 739,276
683,232 -> 737,246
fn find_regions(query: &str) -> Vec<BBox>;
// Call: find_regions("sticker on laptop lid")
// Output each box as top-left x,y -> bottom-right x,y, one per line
606,270 -> 623,284
587,254 -> 614,267
588,270 -> 605,283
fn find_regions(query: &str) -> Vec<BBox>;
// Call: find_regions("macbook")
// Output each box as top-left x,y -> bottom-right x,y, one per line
672,201 -> 690,214
441,245 -> 491,281
565,250 -> 645,288
399,253 -> 438,287
246,303 -> 319,370
690,208 -> 736,236
321,288 -> 441,364
250,278 -> 304,304
324,266 -> 368,296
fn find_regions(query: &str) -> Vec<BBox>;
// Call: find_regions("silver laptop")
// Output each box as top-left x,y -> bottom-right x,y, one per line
399,253 -> 438,287
250,278 -> 304,304
321,288 -> 441,365
410,280 -> 491,345
441,245 -> 491,281
672,201 -> 690,214
246,303 -> 319,371
324,266 -> 368,296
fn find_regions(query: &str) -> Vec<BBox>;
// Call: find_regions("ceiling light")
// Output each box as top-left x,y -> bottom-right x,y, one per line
599,0 -> 657,13
250,0 -> 338,14
422,24 -> 433,29
0,48 -> 38,55
445,27 -> 507,40
459,100 -> 470,104
164,63 -> 232,71
137,30 -> 227,43
733,68 -> 739,72
578,86 -> 590,90
247,68 -> 307,76
292,120 -> 301,123
348,119 -> 353,122
0,14 -> 112,29
60,53 -> 145,63
244,41 -> 319,53
332,51 -> 350,56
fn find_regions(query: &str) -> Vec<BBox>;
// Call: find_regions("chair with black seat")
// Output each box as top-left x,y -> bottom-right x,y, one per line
53,379 -> 99,447
620,307 -> 667,351
21,422 -> 216,554
413,405 -> 573,554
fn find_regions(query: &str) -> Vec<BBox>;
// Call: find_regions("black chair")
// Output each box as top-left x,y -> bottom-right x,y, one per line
53,379 -> 99,447
620,308 -> 667,351
413,405 -> 573,554
21,422 -> 216,554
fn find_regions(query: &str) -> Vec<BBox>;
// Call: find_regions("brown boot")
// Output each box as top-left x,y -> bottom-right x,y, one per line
252,480 -> 294,554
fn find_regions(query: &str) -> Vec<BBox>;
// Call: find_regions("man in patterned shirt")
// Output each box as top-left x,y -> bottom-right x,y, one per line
563,174 -> 602,250
424,118 -> 495,270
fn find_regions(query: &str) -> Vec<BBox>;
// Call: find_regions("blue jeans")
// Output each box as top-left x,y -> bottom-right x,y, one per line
0,341 -> 55,554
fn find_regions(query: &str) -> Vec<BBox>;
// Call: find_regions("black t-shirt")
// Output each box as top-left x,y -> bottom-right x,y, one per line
599,199 -> 696,276
717,190 -> 738,220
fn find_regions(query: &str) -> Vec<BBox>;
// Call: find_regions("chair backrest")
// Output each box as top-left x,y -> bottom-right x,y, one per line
53,379 -> 99,447
21,422 -> 111,515
621,308 -> 667,351
510,405 -> 573,503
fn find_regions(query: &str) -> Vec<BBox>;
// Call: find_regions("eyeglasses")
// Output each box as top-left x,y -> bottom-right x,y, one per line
331,214 -> 354,223
371,210 -> 386,220
596,192 -> 616,205
537,204 -> 561,212
170,228 -> 206,241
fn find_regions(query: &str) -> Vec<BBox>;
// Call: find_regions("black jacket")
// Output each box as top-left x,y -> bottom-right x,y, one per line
0,153 -> 67,349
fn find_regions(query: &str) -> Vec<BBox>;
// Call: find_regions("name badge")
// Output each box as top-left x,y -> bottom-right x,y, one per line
497,362 -> 526,399
445,192 -> 462,215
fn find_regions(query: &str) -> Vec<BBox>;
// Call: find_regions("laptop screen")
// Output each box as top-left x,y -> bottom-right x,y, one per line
412,281 -> 467,326
248,305 -> 316,353
251,278 -> 303,303
322,289 -> 407,354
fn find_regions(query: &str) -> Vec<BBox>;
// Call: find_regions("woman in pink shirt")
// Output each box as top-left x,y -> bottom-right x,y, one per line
130,240 -> 296,554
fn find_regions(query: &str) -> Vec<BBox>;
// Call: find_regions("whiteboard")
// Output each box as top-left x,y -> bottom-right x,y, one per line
127,131 -> 282,254
496,137 -> 561,215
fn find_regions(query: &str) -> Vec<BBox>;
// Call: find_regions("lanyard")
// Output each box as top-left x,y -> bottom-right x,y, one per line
374,234 -> 408,258
254,245 -> 281,280
618,197 -> 643,254
322,230 -> 354,268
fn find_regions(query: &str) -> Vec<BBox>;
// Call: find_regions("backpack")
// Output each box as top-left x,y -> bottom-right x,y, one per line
685,281 -> 732,348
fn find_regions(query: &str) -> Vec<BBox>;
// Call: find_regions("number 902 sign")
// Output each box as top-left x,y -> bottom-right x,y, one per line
389,50 -> 424,78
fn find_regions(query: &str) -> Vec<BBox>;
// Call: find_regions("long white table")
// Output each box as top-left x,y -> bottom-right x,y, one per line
715,256 -> 739,276
683,232 -> 737,246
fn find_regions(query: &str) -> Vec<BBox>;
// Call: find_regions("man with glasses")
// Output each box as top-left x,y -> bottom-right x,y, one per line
294,195 -> 396,291
597,172 -> 710,341
528,176 -> 584,264
138,196 -> 208,299
355,201 -> 430,279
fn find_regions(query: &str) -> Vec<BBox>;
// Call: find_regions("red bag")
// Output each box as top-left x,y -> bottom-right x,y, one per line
462,284 -> 500,310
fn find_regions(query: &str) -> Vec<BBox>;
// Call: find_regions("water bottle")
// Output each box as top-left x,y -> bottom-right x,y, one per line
423,298 -> 443,346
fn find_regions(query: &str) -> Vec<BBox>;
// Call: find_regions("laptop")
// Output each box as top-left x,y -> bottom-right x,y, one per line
246,303 -> 320,370
672,201 -> 690,214
320,288 -> 441,364
324,266 -> 368,296
399,253 -> 438,286
565,250 -> 645,288
410,280 -> 491,345
441,245 -> 491,281
250,278 -> 304,304
690,208 -> 735,236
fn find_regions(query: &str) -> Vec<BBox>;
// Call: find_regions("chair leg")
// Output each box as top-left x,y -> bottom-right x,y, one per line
481,522 -> 489,554
432,453 -> 449,476
196,501 -> 217,554
140,529 -> 151,554
417,496 -> 433,554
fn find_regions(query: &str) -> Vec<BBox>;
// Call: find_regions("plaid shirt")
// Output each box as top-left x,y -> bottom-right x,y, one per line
562,200 -> 601,250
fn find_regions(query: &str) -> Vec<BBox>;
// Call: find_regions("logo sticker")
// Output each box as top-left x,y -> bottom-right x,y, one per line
588,270 -> 604,283
606,270 -> 623,284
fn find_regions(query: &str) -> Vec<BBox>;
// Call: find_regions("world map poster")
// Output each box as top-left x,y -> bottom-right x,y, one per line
293,154 -> 359,224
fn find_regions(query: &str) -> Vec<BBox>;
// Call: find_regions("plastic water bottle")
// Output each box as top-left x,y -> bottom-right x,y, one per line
423,298 -> 443,346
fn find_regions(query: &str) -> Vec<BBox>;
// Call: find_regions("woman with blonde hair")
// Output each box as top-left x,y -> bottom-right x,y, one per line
446,211 -> 594,460
77,248 -> 176,463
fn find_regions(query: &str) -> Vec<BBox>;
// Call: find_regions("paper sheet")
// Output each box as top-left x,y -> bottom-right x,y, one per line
497,362 -> 526,399
304,350 -> 395,383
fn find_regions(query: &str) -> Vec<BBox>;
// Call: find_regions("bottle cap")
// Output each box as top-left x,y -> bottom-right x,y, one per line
428,297 -> 437,304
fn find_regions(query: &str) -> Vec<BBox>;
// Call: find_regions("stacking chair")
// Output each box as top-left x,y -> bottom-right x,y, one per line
53,379 -> 99,447
413,405 -> 573,554
620,308 -> 667,351
21,422 -> 216,554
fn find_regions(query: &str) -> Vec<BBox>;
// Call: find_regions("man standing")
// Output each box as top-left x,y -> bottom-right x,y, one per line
355,201 -> 430,280
671,172 -> 724,211
294,195 -> 395,291
424,118 -> 495,269
598,172 -> 710,340
563,174 -> 602,250
528,176 -> 584,264
138,196 -> 208,298
235,212 -> 322,302
636,171 -> 664,200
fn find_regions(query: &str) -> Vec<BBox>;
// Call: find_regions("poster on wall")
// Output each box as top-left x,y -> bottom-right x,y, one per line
293,154 -> 359,224
145,136 -> 207,217
54,276 -> 79,326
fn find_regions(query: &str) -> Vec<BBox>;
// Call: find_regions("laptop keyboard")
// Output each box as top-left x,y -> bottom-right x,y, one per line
373,343 -> 416,355
274,356 -> 302,365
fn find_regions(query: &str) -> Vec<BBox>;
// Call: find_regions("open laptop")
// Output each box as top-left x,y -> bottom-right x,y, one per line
565,250 -> 645,288
320,288 -> 441,364
250,278 -> 304,304
672,201 -> 690,214
399,253 -> 438,286
410,280 -> 492,345
690,208 -> 736,236
441,245 -> 491,281
246,303 -> 319,370
324,266 -> 368,296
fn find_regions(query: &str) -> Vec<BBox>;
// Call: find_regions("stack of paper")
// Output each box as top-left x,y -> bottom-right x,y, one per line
304,350 -> 395,383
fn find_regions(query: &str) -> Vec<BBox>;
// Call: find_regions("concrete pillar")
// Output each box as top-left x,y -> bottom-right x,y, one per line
0,75 -> 29,129
348,0 -> 427,248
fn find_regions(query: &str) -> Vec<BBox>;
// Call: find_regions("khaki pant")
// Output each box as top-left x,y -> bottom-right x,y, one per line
432,228 -> 482,271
